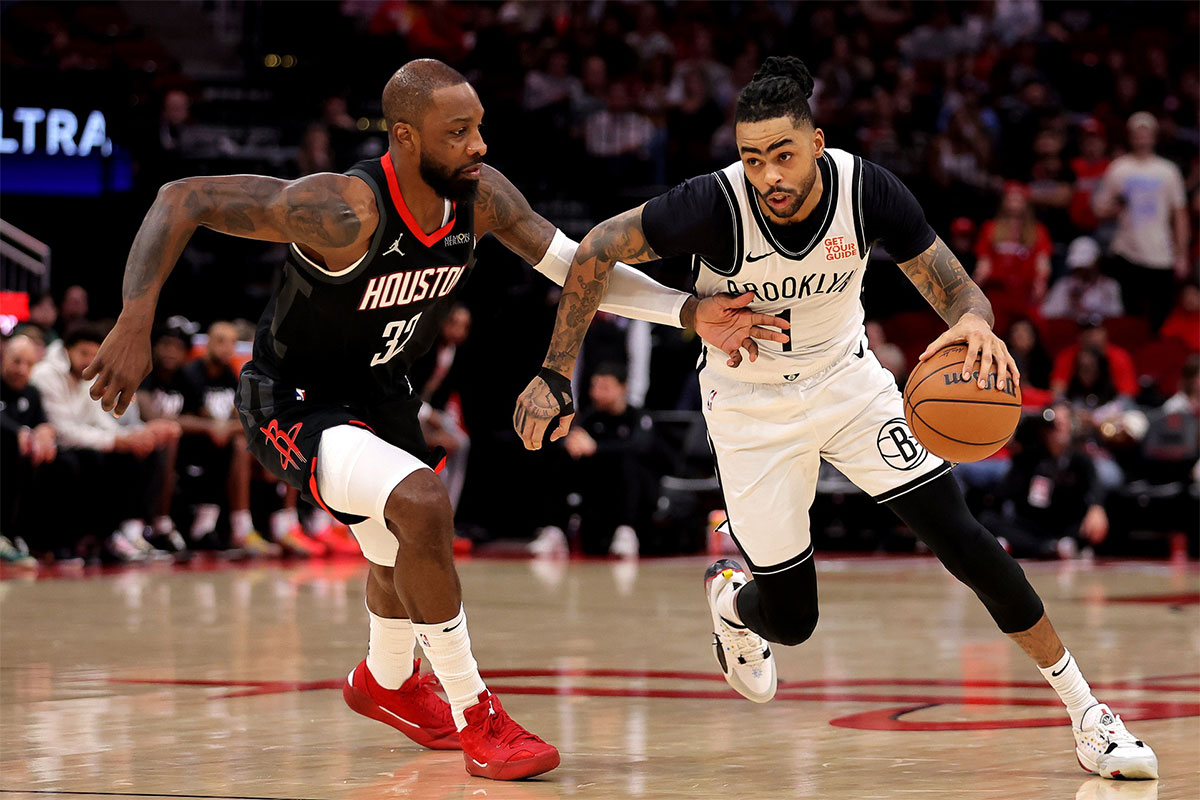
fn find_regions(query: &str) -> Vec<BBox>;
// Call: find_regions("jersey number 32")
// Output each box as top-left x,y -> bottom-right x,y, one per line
370,313 -> 422,366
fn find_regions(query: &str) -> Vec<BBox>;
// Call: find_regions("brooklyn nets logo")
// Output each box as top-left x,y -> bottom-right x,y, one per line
876,418 -> 928,471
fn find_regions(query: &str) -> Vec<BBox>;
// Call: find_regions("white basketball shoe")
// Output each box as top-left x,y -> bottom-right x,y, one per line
704,559 -> 776,703
1074,703 -> 1158,780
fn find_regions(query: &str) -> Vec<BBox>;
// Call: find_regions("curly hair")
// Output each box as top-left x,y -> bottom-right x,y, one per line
735,56 -> 815,127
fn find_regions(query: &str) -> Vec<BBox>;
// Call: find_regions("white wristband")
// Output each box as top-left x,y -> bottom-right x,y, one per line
532,229 -> 689,328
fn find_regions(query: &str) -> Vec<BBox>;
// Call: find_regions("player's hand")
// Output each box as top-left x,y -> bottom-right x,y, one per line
1080,504 -> 1108,545
920,312 -> 1020,389
83,316 -> 153,417
513,370 -> 575,451
693,292 -> 790,368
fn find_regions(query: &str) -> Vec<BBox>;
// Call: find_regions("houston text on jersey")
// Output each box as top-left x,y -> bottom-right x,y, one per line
357,265 -> 467,311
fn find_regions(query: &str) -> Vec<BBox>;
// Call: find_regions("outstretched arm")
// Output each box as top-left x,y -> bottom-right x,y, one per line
474,166 -> 693,327
85,172 -> 376,415
898,235 -> 1019,388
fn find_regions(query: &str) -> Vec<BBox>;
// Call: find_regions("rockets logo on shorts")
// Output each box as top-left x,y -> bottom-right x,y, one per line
876,418 -> 928,471
261,419 -> 306,470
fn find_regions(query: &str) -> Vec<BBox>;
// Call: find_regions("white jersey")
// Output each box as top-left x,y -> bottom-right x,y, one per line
695,148 -> 870,384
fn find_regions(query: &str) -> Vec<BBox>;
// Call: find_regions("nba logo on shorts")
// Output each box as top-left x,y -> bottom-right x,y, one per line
876,418 -> 928,471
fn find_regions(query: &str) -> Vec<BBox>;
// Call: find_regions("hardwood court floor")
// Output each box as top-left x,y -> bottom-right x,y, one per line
1,555 -> 1197,800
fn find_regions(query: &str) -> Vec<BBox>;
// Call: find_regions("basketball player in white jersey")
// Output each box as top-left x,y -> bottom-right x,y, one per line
515,57 -> 1157,781
83,59 -> 787,781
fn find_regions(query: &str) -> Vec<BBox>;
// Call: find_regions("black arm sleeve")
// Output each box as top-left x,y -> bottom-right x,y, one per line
641,174 -> 736,268
860,160 -> 936,263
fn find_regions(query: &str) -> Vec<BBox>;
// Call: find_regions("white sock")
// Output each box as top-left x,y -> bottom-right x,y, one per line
190,504 -> 220,539
120,519 -> 146,540
270,507 -> 299,541
1038,650 -> 1098,729
230,509 -> 253,540
366,610 -> 416,690
153,515 -> 175,534
717,583 -> 745,627
411,605 -> 487,730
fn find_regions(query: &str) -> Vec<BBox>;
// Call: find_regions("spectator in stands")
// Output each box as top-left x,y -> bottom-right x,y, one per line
865,320 -> 906,384
948,217 -> 978,276
31,324 -> 181,562
1041,237 -> 1125,321
530,363 -> 661,558
26,292 -> 59,346
57,285 -> 88,336
584,81 -> 656,187
982,404 -> 1108,559
1006,317 -> 1053,391
294,124 -> 335,177
974,182 -> 1052,327
1094,112 -> 1190,331
1050,319 -> 1139,401
1138,354 -> 1200,484
1068,119 -> 1112,234
1160,284 -> 1200,353
0,335 -> 55,567
412,305 -> 472,512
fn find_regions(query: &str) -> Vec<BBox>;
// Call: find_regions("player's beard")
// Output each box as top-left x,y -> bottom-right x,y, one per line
755,166 -> 817,221
420,152 -> 481,204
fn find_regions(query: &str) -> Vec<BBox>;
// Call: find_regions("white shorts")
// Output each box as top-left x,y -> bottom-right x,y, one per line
700,344 -> 950,570
316,425 -> 431,567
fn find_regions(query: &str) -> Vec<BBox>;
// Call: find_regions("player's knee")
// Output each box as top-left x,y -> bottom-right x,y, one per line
770,608 -> 819,646
383,469 -> 452,546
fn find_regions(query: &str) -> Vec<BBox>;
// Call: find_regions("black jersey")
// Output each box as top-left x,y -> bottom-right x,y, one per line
250,155 -> 476,402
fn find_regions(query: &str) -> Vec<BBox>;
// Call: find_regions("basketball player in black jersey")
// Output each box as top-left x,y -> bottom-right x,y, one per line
84,59 -> 789,781
516,57 -> 1157,781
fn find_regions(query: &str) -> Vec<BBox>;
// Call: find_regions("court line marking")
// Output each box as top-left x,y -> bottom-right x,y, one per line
0,790 -> 327,800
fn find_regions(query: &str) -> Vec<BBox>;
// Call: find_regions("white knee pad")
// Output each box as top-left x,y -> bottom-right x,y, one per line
350,517 -> 398,567
315,425 -> 430,566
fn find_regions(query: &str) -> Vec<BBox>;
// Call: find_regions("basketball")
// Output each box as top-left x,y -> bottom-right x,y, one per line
903,343 -> 1021,462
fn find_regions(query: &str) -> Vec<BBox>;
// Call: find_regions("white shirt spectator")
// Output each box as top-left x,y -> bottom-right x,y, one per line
30,342 -> 127,451
1041,236 -> 1126,320
1094,153 -> 1187,269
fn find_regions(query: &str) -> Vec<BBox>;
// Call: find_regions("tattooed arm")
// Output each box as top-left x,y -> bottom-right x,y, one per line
84,173 -> 377,415
898,235 -> 1019,388
475,166 -> 697,327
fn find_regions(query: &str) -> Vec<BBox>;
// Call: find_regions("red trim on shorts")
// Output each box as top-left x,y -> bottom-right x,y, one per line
348,419 -> 376,434
307,456 -> 335,516
433,455 -> 447,474
379,155 -> 457,248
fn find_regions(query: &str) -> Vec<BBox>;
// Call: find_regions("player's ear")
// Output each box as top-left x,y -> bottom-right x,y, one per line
811,127 -> 825,158
393,122 -> 418,154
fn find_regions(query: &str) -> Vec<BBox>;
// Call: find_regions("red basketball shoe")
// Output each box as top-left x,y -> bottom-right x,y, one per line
343,659 -> 460,750
460,690 -> 560,780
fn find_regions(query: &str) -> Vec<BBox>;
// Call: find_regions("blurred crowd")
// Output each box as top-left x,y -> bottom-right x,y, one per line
1,1 -> 1197,567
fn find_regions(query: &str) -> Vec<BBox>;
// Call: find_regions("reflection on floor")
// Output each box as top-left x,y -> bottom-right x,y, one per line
2,555 -> 1196,799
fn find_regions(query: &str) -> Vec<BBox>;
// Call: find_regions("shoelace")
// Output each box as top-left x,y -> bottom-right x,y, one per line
721,627 -> 768,665
404,671 -> 453,719
1092,713 -> 1140,749
482,701 -> 546,748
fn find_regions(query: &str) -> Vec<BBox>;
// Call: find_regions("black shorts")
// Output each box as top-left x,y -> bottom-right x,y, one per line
236,364 -> 444,524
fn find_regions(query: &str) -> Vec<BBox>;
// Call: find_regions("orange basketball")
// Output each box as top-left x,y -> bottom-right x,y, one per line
902,343 -> 1021,462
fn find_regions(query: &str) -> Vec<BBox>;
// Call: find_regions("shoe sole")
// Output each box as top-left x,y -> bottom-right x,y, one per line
342,675 -> 461,751
704,562 -> 777,704
464,749 -> 561,780
1077,749 -> 1159,780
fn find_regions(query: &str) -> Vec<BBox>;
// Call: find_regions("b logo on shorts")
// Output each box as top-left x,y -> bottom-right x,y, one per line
877,418 -> 928,471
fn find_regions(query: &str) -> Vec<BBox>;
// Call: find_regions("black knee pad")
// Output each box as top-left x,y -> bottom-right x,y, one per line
885,472 -> 1044,633
734,549 -> 821,646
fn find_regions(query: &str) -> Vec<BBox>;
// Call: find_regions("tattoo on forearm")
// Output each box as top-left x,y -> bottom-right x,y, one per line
899,236 -> 993,327
474,166 -> 555,264
544,208 -> 657,373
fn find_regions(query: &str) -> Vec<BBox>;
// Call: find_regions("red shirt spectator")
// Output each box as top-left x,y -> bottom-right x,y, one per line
1050,324 -> 1138,398
975,183 -> 1052,325
1160,284 -> 1200,352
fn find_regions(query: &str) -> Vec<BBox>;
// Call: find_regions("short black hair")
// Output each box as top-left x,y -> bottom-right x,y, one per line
63,322 -> 106,349
593,362 -> 628,385
153,324 -> 191,349
735,56 -> 815,128
382,59 -> 469,130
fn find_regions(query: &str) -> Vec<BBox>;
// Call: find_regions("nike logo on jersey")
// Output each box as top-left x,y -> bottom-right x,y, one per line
358,265 -> 466,311
726,270 -> 856,302
745,251 -> 776,263
384,235 -> 406,257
